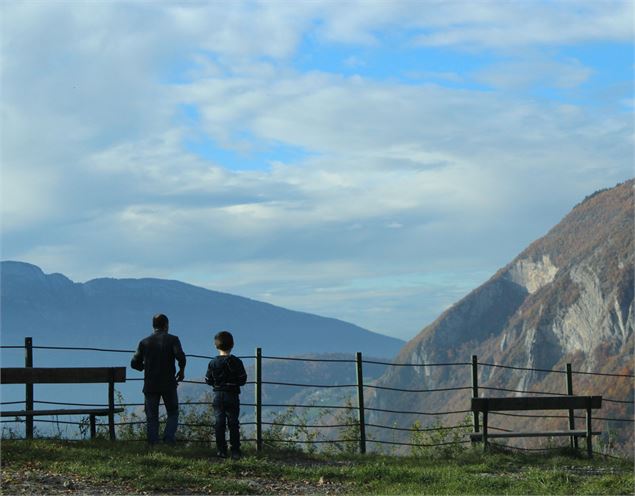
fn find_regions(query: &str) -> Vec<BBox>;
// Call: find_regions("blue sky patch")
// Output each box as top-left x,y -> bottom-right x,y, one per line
184,133 -> 315,171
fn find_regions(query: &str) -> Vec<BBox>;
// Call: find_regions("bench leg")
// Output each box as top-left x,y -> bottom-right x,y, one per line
482,411 -> 488,452
586,408 -> 592,458
108,378 -> 116,441
89,415 -> 96,439
471,411 -> 480,447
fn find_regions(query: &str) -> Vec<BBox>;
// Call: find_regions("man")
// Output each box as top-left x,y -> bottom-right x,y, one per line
131,313 -> 186,445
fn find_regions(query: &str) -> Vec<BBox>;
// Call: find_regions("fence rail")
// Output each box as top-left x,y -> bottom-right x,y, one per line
1,339 -> 633,454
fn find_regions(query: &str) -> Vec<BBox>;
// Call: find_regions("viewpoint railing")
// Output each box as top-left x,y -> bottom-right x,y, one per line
1,337 -> 633,456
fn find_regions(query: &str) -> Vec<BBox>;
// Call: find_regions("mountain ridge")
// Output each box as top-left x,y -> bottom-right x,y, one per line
0,260 -> 404,360
371,179 -> 634,452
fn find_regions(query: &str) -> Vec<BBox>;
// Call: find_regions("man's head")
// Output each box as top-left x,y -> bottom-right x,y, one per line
214,331 -> 234,352
153,313 -> 169,332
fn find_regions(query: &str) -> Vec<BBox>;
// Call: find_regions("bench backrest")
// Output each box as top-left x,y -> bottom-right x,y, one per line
472,395 -> 602,412
1,367 -> 126,384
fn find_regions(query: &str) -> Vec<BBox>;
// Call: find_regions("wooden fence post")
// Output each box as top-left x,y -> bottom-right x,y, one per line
108,368 -> 116,441
255,347 -> 262,452
25,337 -> 34,439
471,355 -> 479,444
566,363 -> 578,449
355,352 -> 366,454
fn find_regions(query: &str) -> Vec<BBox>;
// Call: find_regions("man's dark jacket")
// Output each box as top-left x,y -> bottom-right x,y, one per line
131,330 -> 186,393
205,355 -> 247,394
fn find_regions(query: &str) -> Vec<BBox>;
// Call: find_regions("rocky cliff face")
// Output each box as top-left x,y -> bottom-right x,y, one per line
370,180 -> 634,452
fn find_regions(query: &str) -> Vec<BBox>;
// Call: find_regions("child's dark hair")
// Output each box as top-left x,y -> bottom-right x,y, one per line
214,331 -> 234,351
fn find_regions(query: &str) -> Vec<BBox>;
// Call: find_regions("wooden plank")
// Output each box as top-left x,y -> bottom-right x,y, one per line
471,395 -> 602,412
470,430 -> 602,439
1,408 -> 124,417
1,367 -> 126,384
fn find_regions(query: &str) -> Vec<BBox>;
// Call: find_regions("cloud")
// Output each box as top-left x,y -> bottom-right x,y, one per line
473,56 -> 593,90
1,1 -> 633,339
410,0 -> 633,49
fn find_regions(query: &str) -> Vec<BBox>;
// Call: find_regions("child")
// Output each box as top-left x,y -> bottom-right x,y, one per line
205,331 -> 248,459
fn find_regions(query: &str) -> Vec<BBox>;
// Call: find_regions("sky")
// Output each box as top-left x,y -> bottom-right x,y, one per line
1,0 -> 633,341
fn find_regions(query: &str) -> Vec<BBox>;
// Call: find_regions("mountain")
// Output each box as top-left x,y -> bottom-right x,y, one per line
0,262 -> 404,361
369,180 -> 634,452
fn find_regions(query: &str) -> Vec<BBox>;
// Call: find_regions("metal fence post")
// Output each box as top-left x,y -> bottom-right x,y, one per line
355,352 -> 366,454
25,337 -> 34,439
566,363 -> 578,449
255,347 -> 262,452
471,355 -> 479,444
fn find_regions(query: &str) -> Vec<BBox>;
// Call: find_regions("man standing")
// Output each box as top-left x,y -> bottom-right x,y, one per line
131,313 -> 186,445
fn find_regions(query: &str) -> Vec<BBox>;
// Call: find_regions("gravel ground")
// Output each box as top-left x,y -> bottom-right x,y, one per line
1,465 -> 346,495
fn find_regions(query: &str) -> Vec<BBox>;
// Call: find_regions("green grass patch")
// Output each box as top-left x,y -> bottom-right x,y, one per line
1,439 -> 633,494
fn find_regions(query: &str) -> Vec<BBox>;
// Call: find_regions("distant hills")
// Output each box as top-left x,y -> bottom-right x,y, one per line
0,262 -> 404,362
370,180 -> 634,452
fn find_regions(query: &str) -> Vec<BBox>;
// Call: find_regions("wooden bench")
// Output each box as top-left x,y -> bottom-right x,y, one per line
470,395 -> 602,457
1,367 -> 126,440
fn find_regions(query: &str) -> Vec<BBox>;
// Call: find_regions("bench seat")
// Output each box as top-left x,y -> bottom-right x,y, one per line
1,365 -> 126,440
1,408 -> 124,417
470,395 -> 602,457
470,430 -> 601,440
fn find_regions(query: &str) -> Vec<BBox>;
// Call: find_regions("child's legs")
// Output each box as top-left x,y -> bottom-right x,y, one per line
225,393 -> 241,452
213,392 -> 228,452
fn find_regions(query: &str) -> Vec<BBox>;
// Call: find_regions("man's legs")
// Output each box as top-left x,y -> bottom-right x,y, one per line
144,392 -> 160,445
213,392 -> 228,455
162,388 -> 179,444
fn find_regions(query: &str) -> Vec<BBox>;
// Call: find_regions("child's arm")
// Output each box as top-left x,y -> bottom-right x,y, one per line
235,358 -> 248,386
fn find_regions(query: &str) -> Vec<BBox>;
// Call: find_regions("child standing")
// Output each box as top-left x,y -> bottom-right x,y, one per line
205,331 -> 248,459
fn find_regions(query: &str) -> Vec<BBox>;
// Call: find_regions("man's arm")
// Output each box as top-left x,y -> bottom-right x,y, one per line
130,341 -> 144,371
173,336 -> 186,382
204,361 -> 215,386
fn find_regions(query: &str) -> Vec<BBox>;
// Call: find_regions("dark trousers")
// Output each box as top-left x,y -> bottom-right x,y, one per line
213,391 -> 240,453
144,388 -> 179,444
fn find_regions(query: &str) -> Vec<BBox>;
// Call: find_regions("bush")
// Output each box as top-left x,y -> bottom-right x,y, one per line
410,414 -> 472,458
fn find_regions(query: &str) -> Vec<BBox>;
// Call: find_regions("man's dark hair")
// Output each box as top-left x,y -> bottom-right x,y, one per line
153,313 -> 169,330
214,331 -> 234,351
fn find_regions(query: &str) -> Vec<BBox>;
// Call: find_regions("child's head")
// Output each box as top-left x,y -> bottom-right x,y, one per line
214,331 -> 234,352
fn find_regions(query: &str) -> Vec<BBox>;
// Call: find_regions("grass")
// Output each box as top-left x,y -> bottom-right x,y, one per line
1,439 -> 633,494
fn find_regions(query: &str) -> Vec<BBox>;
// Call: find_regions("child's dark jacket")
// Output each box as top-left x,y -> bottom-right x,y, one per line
205,355 -> 247,394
